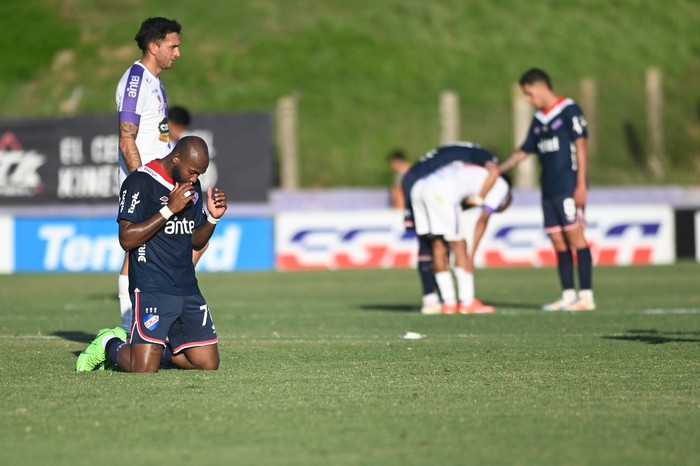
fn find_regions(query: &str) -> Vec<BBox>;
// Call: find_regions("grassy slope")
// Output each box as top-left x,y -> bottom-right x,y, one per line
0,264 -> 698,465
1,0 -> 699,186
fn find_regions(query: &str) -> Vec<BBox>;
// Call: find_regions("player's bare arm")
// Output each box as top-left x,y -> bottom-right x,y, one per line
476,161 -> 501,201
119,121 -> 143,173
118,181 -> 194,250
192,187 -> 227,250
469,210 -> 492,271
498,150 -> 528,174
573,137 -> 588,207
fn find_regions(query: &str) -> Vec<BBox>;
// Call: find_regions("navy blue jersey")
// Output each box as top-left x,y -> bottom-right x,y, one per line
520,98 -> 588,199
118,160 -> 206,296
401,142 -> 498,228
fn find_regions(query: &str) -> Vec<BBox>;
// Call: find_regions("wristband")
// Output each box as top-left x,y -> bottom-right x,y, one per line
472,195 -> 485,207
159,205 -> 174,220
207,214 -> 220,224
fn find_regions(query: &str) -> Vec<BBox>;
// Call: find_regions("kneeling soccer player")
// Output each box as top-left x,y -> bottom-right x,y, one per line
76,136 -> 225,372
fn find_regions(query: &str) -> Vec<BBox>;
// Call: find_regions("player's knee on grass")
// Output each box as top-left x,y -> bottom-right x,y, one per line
127,343 -> 164,373
182,345 -> 220,371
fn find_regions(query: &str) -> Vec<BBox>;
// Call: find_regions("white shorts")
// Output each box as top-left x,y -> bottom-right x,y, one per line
413,171 -> 510,241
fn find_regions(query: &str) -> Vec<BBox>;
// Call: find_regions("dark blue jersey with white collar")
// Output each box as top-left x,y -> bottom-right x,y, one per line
118,160 -> 206,295
520,98 -> 588,199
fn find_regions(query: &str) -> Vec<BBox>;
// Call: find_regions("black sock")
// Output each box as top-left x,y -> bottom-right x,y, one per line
577,247 -> 593,290
161,345 -> 173,368
105,337 -> 127,370
417,235 -> 436,295
557,250 -> 575,290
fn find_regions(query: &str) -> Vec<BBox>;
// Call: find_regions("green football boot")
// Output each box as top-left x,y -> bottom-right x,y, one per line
76,327 -> 127,372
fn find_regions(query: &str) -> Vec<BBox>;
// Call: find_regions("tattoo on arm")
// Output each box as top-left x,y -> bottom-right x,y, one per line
119,122 -> 142,173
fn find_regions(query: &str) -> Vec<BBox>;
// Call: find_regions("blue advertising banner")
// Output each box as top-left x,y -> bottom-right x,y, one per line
14,217 -> 273,272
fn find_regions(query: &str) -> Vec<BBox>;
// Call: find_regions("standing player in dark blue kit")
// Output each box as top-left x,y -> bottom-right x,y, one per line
76,136 -> 227,372
401,142 -> 500,314
499,68 -> 595,311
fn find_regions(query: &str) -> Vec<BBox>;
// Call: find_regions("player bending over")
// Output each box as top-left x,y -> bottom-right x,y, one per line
413,159 -> 511,314
499,68 -> 595,311
401,142 -> 502,314
76,136 -> 226,372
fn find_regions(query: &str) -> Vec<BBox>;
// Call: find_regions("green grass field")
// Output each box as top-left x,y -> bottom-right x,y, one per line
0,264 -> 699,466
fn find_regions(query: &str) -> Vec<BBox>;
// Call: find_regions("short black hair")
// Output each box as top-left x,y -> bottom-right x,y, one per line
134,17 -> 181,53
169,106 -> 191,127
519,68 -> 552,89
387,149 -> 407,162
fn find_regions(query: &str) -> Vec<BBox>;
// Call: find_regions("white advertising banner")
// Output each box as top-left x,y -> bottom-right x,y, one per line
0,215 -> 14,273
695,210 -> 700,263
275,205 -> 675,270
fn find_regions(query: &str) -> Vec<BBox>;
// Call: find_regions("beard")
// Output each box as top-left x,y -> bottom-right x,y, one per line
171,164 -> 184,183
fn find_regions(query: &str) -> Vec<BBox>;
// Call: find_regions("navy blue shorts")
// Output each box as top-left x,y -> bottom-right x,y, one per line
129,291 -> 218,354
542,195 -> 585,234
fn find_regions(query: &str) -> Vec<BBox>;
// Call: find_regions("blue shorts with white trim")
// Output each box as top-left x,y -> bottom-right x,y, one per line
129,291 -> 218,354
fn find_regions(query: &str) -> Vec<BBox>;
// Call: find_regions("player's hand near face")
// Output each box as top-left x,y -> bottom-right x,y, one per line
207,187 -> 227,219
168,182 -> 195,213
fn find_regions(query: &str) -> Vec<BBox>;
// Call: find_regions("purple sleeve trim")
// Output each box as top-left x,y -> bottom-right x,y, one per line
119,64 -> 145,115
483,205 -> 496,214
119,111 -> 141,125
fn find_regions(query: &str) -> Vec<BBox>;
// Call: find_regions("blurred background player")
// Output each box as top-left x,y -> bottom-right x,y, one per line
388,149 -> 410,210
167,105 -> 210,265
168,105 -> 192,143
115,17 -> 182,332
413,157 -> 511,314
388,149 -> 438,314
400,142 -> 501,314
499,68 -> 595,311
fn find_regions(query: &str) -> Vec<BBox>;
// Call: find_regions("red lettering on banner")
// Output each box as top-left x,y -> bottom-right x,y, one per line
277,253 -> 327,271
334,245 -> 387,268
632,247 -> 653,264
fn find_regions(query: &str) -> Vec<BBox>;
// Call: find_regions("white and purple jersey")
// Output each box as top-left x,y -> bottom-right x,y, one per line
116,62 -> 171,180
118,160 -> 206,296
520,98 -> 588,199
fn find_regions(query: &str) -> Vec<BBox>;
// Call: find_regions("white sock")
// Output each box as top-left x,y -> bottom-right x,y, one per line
118,274 -> 132,331
578,289 -> 594,302
454,268 -> 474,305
422,293 -> 439,306
435,271 -> 456,305
562,289 -> 577,303
102,335 -> 118,350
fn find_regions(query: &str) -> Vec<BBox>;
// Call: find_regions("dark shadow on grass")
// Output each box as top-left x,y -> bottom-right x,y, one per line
482,300 -> 541,310
88,293 -> 118,301
358,304 -> 417,313
52,330 -> 96,344
603,329 -> 700,345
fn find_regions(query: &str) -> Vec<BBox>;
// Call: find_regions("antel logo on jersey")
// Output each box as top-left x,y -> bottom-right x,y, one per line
127,75 -> 140,99
164,217 -> 195,235
537,136 -> 560,153
0,132 -> 46,197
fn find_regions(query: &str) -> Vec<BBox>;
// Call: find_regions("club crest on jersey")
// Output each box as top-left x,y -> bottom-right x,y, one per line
160,196 -> 169,205
143,314 -> 159,331
193,192 -> 200,204
551,118 -> 563,131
